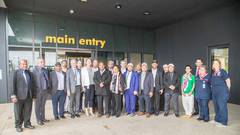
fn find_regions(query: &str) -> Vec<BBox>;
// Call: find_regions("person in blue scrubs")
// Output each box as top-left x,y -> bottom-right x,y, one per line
195,65 -> 211,122
211,59 -> 231,127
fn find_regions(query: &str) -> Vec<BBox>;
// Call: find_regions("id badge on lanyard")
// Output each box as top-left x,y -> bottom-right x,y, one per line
203,81 -> 206,89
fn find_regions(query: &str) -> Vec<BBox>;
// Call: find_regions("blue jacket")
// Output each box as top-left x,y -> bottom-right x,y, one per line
195,74 -> 211,100
124,71 -> 139,93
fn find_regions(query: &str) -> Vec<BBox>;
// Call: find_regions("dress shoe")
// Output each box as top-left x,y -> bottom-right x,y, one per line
116,114 -> 121,118
164,112 -> 169,116
146,113 -> 151,118
71,114 -> 75,119
60,116 -> 66,119
197,117 -> 203,121
129,113 -> 135,117
97,114 -> 102,118
16,127 -> 23,132
137,112 -> 145,116
55,117 -> 60,120
43,119 -> 50,122
204,119 -> 209,122
175,114 -> 180,117
75,114 -> 80,117
24,125 -> 35,129
155,112 -> 160,116
193,112 -> 199,116
37,121 -> 44,126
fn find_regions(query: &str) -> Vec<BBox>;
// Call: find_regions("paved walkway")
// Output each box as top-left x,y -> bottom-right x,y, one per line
0,100 -> 239,135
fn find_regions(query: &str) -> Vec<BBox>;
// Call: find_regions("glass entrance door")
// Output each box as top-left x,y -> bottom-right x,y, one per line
209,45 -> 229,72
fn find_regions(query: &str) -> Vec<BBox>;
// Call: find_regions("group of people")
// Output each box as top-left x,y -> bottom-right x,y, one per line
11,57 -> 231,132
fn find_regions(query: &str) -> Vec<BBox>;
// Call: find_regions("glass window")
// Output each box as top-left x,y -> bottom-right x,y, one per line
143,54 -> 153,69
8,47 -> 39,71
129,53 -> 141,67
209,47 -> 229,72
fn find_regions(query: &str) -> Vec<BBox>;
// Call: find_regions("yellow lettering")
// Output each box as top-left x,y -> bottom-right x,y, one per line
45,36 -> 56,43
79,39 -> 85,45
57,37 -> 64,44
99,40 -> 106,48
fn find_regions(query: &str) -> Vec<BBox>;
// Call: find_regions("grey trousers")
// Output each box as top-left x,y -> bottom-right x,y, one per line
164,91 -> 179,115
35,90 -> 48,122
69,86 -> 81,115
14,97 -> 33,128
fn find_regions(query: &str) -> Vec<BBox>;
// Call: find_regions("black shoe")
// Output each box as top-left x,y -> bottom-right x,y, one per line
175,114 -> 180,117
106,114 -> 110,118
75,114 -> 80,117
43,119 -> 50,123
116,114 -> 121,118
24,125 -> 35,129
55,117 -> 60,120
60,116 -> 66,119
155,112 -> 160,116
164,112 -> 169,117
71,114 -> 75,119
16,127 -> 23,132
197,117 -> 203,121
203,119 -> 209,122
193,112 -> 199,116
37,121 -> 44,126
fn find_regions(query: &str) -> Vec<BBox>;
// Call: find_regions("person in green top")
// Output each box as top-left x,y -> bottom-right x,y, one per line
181,65 -> 195,118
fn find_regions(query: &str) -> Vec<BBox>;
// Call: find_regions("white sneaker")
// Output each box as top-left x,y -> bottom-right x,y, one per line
85,108 -> 89,116
209,120 -> 217,124
216,123 -> 227,128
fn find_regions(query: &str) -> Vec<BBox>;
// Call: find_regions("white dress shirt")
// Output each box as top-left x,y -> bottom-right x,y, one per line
56,71 -> 64,90
152,68 -> 157,87
126,71 -> 132,89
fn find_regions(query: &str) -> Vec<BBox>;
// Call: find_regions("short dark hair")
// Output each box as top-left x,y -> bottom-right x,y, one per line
185,65 -> 192,69
195,58 -> 203,62
55,62 -> 61,66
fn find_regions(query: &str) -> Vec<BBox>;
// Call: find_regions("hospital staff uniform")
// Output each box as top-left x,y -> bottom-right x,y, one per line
211,69 -> 230,125
195,74 -> 211,121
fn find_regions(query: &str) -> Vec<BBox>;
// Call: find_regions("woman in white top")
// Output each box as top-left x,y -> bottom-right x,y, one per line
81,58 -> 95,116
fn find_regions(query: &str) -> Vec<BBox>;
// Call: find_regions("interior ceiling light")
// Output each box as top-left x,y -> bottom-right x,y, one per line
69,9 -> 75,14
115,3 -> 122,9
143,11 -> 151,15
80,0 -> 88,3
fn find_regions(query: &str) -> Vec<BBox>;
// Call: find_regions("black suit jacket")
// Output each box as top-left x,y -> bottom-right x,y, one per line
149,69 -> 163,92
12,69 -> 36,100
49,71 -> 67,95
163,72 -> 180,93
93,69 -> 111,96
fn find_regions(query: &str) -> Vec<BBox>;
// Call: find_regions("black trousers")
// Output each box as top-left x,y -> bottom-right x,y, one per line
84,85 -> 95,108
35,90 -> 48,122
14,98 -> 33,128
194,96 -> 199,113
111,92 -> 122,116
152,88 -> 161,113
97,95 -> 110,115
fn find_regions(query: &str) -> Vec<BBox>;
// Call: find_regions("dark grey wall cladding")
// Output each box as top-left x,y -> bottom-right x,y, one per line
155,5 -> 240,104
0,8 -> 9,103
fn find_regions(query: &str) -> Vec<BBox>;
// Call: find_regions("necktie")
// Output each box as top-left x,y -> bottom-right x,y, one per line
170,73 -> 173,81
23,70 -> 27,84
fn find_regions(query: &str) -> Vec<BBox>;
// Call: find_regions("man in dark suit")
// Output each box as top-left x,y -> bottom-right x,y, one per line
50,62 -> 67,120
150,60 -> 163,116
32,58 -> 50,125
192,58 -> 204,116
93,62 -> 111,118
11,59 -> 35,132
163,63 -> 180,117
137,63 -> 154,118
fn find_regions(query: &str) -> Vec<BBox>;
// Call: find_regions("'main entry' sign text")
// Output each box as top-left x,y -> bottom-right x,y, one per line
44,35 -> 106,48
